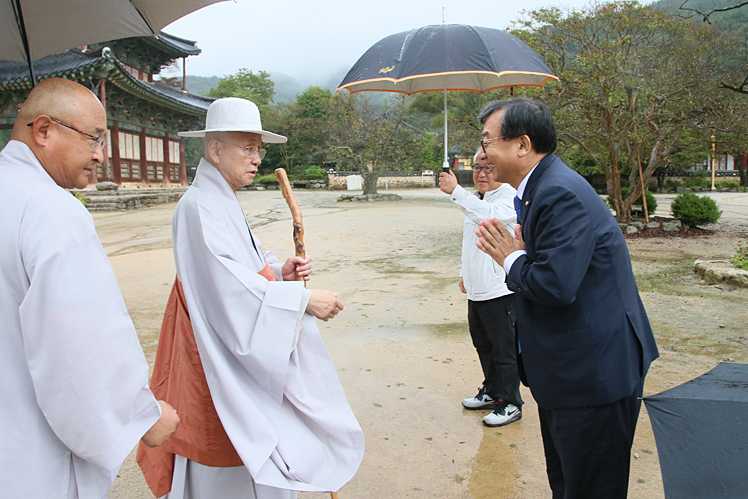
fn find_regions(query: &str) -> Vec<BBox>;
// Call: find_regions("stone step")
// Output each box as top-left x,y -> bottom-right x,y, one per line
86,203 -> 120,212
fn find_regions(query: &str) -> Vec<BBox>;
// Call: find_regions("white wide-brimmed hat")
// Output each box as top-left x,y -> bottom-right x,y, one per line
178,97 -> 287,143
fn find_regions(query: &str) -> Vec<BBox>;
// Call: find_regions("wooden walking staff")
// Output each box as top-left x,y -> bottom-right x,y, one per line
274,168 -> 306,264
275,167 -> 338,499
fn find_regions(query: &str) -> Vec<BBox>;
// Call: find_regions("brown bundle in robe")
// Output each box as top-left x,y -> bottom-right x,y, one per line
137,263 -> 277,497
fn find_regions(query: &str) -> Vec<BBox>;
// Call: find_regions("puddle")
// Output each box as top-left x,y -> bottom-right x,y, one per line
344,323 -> 470,344
466,426 -> 522,499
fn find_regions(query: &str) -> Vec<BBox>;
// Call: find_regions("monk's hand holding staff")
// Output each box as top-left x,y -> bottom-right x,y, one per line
282,255 -> 312,282
476,218 -> 525,267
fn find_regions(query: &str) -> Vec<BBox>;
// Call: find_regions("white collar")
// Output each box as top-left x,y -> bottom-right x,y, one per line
516,161 -> 540,200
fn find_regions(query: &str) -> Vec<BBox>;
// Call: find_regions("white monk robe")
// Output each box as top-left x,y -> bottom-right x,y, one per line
168,158 -> 363,497
0,140 -> 162,499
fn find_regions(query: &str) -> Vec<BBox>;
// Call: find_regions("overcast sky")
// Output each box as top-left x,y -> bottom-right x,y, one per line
163,0 -> 601,86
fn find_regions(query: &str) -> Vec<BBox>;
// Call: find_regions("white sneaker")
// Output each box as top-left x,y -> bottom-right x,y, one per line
462,387 -> 496,410
482,402 -> 522,427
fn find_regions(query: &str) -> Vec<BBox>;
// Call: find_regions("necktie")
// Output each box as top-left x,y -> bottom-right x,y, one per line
514,196 -> 522,222
512,195 -> 523,355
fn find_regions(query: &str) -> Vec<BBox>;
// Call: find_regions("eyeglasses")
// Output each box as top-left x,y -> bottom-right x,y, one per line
473,165 -> 495,174
480,135 -> 508,153
27,117 -> 107,152
220,140 -> 266,160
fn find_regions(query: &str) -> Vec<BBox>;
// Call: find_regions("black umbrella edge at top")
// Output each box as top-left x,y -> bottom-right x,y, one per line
336,23 -> 558,94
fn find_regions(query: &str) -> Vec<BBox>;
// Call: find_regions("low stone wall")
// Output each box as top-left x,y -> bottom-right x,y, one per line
244,180 -> 327,191
619,219 -> 684,235
338,193 -> 403,203
329,173 -> 436,190
694,259 -> 748,287
77,188 -> 186,212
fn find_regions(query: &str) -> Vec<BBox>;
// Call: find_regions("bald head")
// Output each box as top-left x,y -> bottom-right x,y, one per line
14,78 -> 104,136
13,78 -> 107,189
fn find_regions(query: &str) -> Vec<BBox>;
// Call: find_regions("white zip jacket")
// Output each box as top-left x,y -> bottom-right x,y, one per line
450,183 -> 518,302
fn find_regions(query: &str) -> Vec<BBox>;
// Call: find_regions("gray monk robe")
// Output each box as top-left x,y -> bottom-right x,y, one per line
139,158 -> 363,498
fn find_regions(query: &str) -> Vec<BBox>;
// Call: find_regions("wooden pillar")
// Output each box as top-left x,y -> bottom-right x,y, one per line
140,128 -> 149,186
179,138 -> 187,186
182,57 -> 187,92
111,121 -> 121,185
163,132 -> 171,187
99,78 -> 109,182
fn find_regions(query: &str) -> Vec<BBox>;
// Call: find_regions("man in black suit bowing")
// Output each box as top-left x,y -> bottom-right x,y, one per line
475,98 -> 659,499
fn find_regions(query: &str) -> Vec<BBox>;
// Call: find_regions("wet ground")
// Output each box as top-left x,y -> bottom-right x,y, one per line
102,188 -> 748,499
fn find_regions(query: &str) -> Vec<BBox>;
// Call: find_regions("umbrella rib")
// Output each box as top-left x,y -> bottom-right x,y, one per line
129,0 -> 157,35
12,0 -> 37,86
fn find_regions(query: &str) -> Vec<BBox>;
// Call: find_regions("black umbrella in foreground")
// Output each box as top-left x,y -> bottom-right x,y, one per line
643,362 -> 748,498
338,23 -> 558,170
1,0 -> 227,86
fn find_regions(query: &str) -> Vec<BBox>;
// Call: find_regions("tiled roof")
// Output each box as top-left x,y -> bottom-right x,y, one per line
109,59 -> 212,115
0,49 -> 107,88
149,33 -> 201,57
0,48 -> 212,116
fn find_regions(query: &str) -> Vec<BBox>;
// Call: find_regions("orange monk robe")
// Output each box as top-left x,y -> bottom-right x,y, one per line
137,262 -> 276,497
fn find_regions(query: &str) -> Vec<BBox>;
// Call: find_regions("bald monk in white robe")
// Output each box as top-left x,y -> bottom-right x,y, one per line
0,78 -> 180,499
137,97 -> 363,499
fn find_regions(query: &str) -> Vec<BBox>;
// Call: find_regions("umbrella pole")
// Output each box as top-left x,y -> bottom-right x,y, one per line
443,84 -> 449,171
12,0 -> 36,88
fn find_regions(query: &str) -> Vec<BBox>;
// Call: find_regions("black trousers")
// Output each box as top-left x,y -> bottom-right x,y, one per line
538,379 -> 644,499
467,295 -> 523,408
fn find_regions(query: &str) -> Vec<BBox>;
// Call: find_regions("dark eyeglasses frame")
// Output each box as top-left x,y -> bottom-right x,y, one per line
480,135 -> 508,153
472,165 -> 495,174
27,117 -> 107,152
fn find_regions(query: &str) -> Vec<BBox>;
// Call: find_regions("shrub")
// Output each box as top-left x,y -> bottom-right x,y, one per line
71,190 -> 87,206
665,179 -> 682,191
670,193 -> 722,227
717,180 -> 740,190
255,173 -> 279,184
606,187 -> 657,214
731,241 -> 748,270
303,165 -> 327,181
683,173 -> 710,189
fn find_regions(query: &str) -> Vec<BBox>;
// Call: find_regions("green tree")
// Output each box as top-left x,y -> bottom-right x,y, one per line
409,90 -> 511,166
262,86 -> 334,173
325,94 -> 430,195
515,0 -> 742,220
207,69 -> 275,107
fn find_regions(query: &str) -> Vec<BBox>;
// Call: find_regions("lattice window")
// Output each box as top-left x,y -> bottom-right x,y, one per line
119,132 -> 140,160
169,141 -> 180,163
145,136 -> 164,162
169,165 -> 180,182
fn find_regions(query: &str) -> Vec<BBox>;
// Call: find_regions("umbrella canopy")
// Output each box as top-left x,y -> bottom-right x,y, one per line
338,24 -> 557,95
643,362 -> 748,499
337,24 -> 557,169
1,0 -> 226,83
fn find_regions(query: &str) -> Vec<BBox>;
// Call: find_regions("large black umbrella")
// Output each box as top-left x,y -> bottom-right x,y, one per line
337,23 -> 558,169
1,0 -> 227,85
643,362 -> 748,498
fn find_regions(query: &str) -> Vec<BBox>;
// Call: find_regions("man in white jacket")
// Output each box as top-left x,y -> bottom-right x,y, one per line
439,148 -> 523,427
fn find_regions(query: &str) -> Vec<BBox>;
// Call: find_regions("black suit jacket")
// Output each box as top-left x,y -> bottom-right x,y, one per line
507,154 -> 658,410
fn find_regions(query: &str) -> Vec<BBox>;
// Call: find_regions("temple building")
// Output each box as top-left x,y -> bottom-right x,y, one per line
0,32 -> 212,188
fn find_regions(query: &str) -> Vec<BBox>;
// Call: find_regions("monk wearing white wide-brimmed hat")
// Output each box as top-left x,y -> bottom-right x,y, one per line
138,97 -> 364,499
